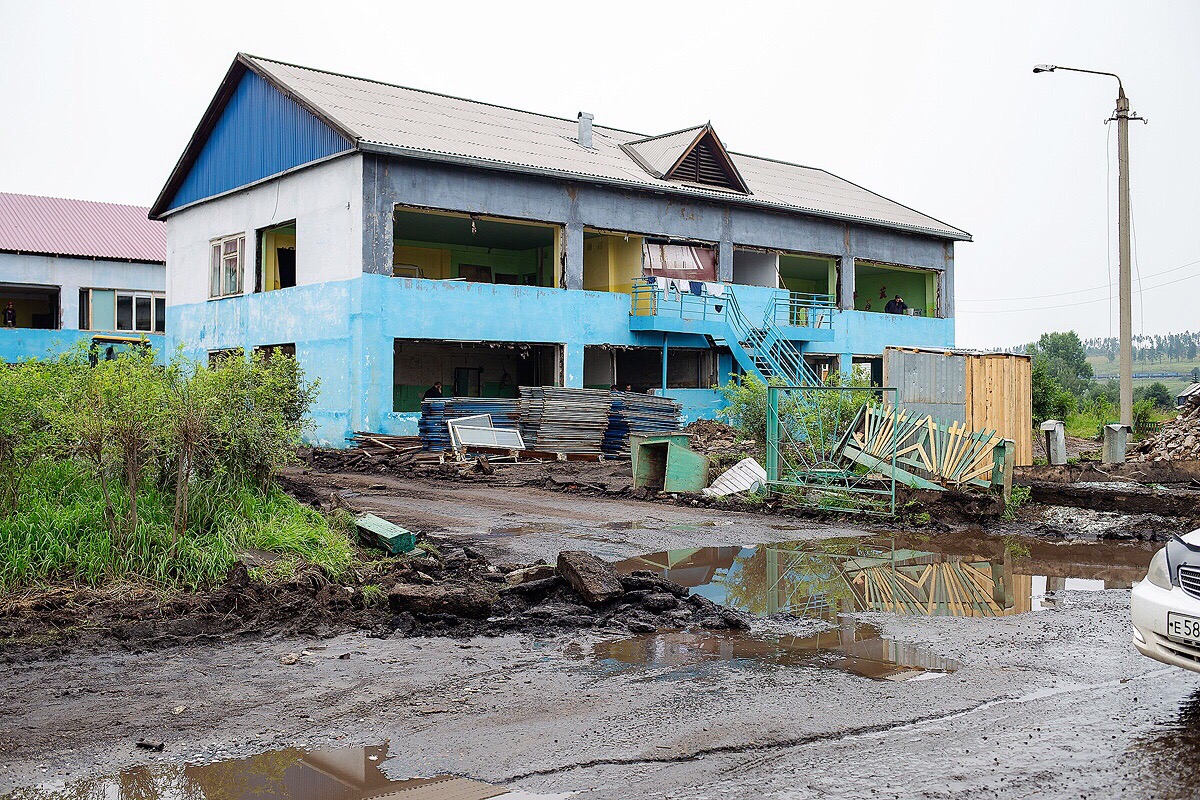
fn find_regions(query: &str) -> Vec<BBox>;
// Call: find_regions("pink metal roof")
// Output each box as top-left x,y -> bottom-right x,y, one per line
0,192 -> 165,263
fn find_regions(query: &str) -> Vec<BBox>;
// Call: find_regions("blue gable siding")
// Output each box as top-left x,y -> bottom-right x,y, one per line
169,70 -> 352,211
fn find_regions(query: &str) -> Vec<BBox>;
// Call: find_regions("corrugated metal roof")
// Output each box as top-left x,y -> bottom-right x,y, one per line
0,192 -> 165,262
238,55 -> 970,241
623,126 -> 705,177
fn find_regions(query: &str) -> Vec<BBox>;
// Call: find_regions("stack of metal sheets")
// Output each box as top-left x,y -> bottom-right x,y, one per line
603,392 -> 683,456
519,387 -> 613,454
418,398 -> 521,451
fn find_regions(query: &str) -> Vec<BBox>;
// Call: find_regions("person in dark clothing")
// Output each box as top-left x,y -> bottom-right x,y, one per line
423,381 -> 443,399
2,302 -> 15,328
884,295 -> 908,315
610,384 -> 619,391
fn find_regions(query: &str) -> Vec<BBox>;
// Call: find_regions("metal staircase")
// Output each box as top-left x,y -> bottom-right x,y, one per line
722,289 -> 823,388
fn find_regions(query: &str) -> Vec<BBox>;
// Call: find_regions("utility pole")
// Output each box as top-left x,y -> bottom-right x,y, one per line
1115,87 -> 1133,427
1034,64 -> 1145,426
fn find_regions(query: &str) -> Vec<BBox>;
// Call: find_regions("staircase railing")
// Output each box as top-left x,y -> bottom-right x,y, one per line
724,289 -> 822,387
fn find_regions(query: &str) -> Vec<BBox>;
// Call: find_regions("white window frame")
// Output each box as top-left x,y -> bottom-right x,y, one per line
210,234 -> 245,299
80,288 -> 166,333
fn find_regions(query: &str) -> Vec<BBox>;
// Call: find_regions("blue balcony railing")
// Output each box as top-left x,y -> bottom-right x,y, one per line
630,278 -> 835,330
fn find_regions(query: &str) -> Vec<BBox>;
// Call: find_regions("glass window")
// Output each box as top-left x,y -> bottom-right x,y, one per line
210,243 -> 222,297
154,297 -> 166,333
135,296 -> 152,331
116,294 -> 133,331
210,236 -> 244,297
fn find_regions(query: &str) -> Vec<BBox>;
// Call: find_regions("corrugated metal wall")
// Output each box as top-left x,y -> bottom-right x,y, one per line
883,348 -> 967,427
169,70 -> 351,211
884,348 -> 1033,466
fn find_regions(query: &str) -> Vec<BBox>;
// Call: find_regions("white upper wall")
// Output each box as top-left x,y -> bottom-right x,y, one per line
164,154 -> 363,306
0,251 -> 163,331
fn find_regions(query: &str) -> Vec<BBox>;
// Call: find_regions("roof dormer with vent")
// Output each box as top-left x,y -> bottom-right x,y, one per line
621,123 -> 750,194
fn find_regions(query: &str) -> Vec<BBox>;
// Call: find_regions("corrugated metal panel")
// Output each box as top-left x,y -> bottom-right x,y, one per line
169,70 -> 352,211
233,56 -> 969,241
0,192 -> 164,262
624,126 -> 704,176
884,348 -> 967,428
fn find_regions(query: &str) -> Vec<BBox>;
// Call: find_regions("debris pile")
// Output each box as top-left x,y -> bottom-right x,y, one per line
603,392 -> 683,456
684,419 -> 755,457
1131,397 -> 1198,462
519,387 -> 612,454
419,398 -> 521,451
309,435 -> 434,473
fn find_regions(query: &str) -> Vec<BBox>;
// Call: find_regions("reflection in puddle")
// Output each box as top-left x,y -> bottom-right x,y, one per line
4,744 -> 569,800
593,618 -> 958,682
615,532 -> 1156,621
1127,687 -> 1200,797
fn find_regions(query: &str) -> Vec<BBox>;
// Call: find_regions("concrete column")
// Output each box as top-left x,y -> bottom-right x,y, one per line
361,156 -> 395,276
564,342 -> 584,387
941,241 -> 955,319
839,353 -> 854,377
839,256 -> 856,311
564,222 -> 584,290
718,239 -> 734,282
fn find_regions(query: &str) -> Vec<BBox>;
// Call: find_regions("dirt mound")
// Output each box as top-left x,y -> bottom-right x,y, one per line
1131,397 -> 1197,462
684,420 -> 756,456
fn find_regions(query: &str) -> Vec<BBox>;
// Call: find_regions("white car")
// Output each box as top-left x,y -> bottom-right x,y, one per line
1132,532 -> 1200,672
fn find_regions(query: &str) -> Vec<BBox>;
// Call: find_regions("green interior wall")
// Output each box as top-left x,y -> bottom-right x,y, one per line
853,262 -> 936,315
394,239 -> 542,284
778,255 -> 836,295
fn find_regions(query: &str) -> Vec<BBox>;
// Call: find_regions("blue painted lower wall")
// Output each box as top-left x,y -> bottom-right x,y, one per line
0,328 -> 165,363
167,274 -> 953,447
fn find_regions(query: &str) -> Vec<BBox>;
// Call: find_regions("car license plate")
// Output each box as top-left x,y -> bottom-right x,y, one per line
1167,612 -> 1200,645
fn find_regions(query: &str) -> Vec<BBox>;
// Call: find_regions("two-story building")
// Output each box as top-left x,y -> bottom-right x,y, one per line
152,54 -> 970,445
0,192 -> 166,361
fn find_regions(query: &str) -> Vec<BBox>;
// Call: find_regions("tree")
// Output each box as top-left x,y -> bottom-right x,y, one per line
1134,381 -> 1174,410
1027,331 -> 1093,397
1031,354 -> 1075,424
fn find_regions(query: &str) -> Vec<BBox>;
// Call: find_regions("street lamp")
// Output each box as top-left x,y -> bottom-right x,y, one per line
1034,63 -> 1146,427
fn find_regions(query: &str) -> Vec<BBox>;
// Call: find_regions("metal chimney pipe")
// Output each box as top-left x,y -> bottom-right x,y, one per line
577,112 -> 594,148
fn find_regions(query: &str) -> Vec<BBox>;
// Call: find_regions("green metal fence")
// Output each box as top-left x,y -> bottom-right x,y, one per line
765,385 -> 899,515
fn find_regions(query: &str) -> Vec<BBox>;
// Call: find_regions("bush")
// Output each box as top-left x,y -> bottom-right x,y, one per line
0,346 -> 343,591
1134,382 -> 1174,410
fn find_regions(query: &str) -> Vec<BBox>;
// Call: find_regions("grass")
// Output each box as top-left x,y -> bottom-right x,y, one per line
1002,485 -> 1032,522
0,460 -> 353,592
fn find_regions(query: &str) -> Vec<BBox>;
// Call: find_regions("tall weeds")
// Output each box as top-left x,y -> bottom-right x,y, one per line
0,345 -> 339,591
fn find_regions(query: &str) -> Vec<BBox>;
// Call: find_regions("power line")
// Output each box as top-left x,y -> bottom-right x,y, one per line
958,257 -> 1200,303
958,268 -> 1200,314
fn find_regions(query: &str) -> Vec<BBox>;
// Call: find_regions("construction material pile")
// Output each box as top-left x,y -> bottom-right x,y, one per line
603,392 -> 683,456
520,387 -> 613,454
419,398 -> 521,451
1131,397 -> 1199,462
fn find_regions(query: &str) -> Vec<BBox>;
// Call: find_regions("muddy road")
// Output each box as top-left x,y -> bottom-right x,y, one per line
3,474 -> 1197,799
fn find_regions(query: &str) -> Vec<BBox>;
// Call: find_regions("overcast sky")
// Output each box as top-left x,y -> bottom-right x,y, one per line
2,1 -> 1197,348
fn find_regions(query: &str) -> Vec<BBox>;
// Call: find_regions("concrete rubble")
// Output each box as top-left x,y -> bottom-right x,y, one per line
1131,395 -> 1200,461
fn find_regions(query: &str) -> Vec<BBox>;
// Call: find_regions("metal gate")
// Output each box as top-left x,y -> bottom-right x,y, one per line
765,385 -> 899,515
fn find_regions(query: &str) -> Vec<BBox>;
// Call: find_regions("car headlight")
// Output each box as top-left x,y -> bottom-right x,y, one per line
1146,548 -> 1172,589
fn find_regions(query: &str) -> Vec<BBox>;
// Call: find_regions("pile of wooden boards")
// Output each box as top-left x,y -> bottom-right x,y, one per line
603,392 -> 683,456
418,398 -> 521,451
520,387 -> 612,454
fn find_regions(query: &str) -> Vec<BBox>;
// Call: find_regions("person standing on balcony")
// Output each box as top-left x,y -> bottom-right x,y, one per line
884,295 -> 908,315
2,301 -> 15,328
423,381 -> 443,399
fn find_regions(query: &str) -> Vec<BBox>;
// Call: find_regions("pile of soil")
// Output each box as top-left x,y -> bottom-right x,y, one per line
1131,397 -> 1196,462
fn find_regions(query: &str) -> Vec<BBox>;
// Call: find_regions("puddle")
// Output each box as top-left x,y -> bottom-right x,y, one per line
614,531 -> 1157,620
591,617 -> 958,682
3,743 -> 571,800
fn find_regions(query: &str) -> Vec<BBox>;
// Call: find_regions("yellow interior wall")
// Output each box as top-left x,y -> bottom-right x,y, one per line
583,233 -> 644,293
393,245 -> 452,280
261,231 -> 296,291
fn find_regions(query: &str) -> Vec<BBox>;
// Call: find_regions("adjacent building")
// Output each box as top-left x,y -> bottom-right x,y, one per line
151,54 -> 970,445
0,192 -> 166,361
